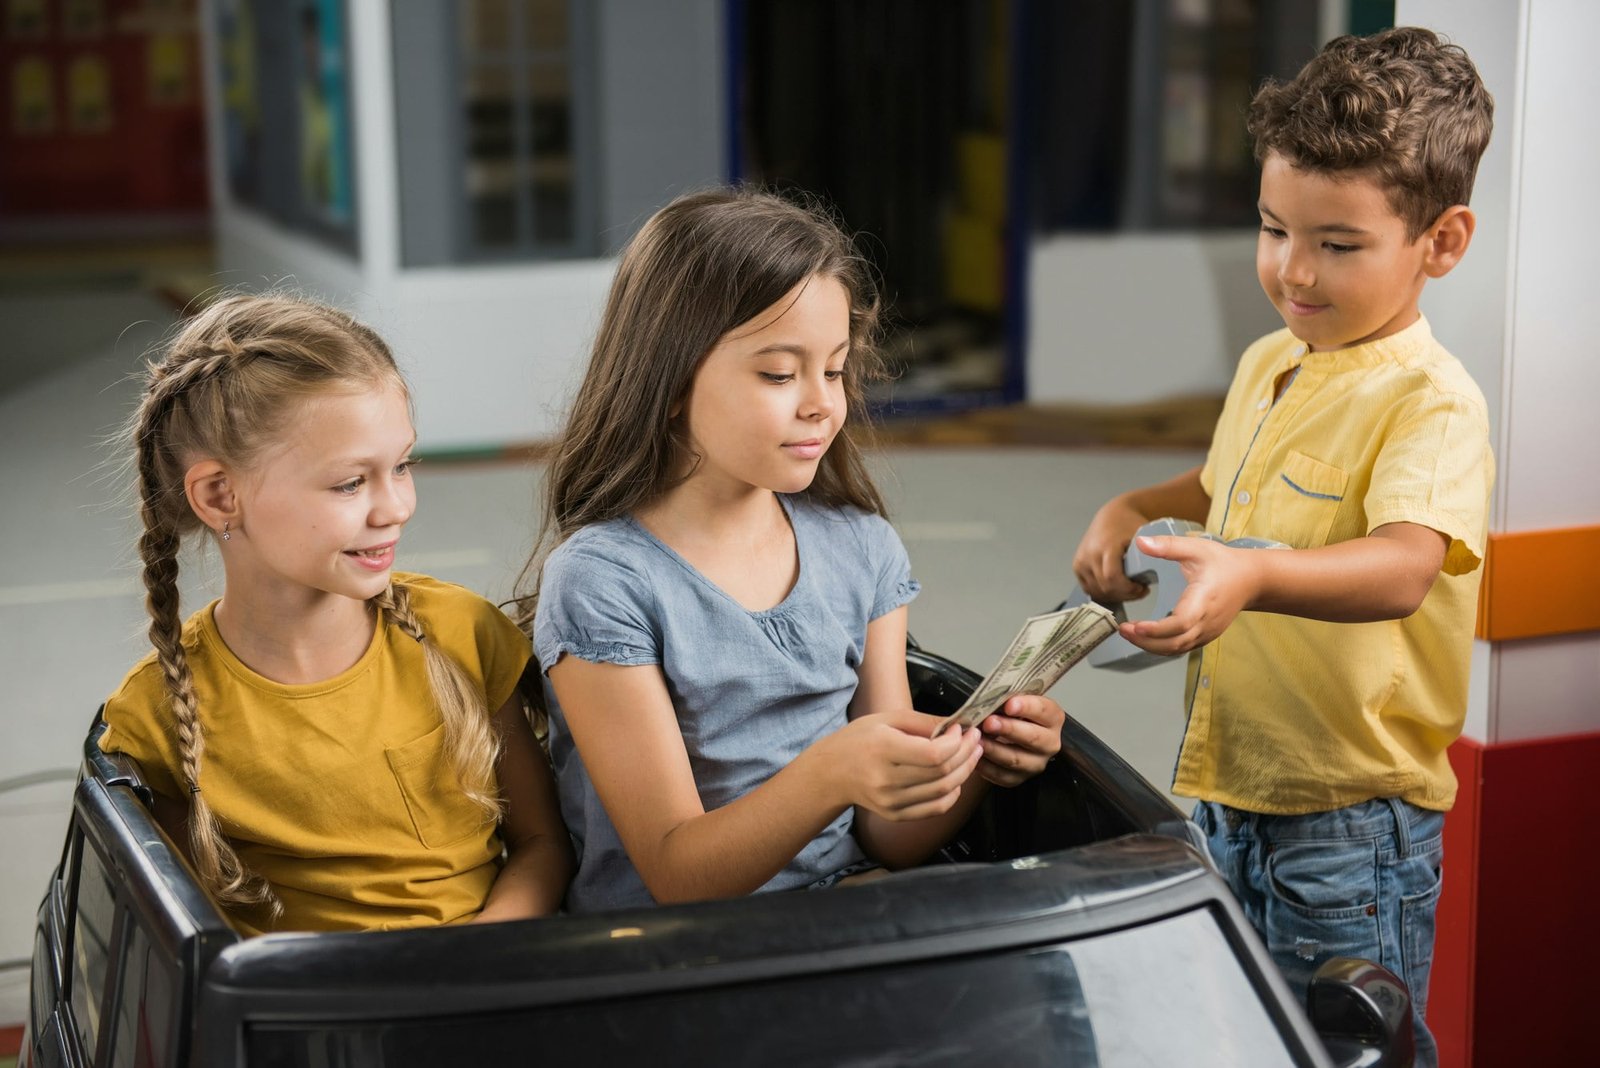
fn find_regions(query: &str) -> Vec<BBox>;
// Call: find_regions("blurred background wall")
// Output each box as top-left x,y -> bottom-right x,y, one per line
179,0 -> 1390,449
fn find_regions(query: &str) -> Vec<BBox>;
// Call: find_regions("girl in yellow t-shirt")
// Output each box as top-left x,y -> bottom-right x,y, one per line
99,293 -> 572,935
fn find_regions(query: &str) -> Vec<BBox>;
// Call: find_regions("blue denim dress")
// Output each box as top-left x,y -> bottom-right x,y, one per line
534,495 -> 920,913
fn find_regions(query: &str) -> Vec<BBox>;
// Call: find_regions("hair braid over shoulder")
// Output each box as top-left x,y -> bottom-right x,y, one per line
373,581 -> 503,820
133,369 -> 281,917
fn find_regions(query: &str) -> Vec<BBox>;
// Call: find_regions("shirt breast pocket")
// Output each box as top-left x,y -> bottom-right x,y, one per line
385,722 -> 492,849
1271,450 -> 1349,548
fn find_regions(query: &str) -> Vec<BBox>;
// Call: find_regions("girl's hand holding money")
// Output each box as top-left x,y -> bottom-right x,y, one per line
976,696 -> 1067,787
820,709 -> 983,821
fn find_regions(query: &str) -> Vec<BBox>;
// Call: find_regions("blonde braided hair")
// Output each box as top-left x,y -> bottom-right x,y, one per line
373,583 -> 502,816
128,293 -> 501,920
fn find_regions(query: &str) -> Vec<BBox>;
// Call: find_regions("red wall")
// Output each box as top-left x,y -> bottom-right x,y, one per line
0,0 -> 206,220
1431,731 -> 1600,1066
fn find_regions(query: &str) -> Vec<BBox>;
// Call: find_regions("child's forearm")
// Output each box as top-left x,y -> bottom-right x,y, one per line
1124,521 -> 1448,654
854,775 -> 989,869
629,756 -> 852,903
630,718 -> 976,900
1121,465 -> 1212,525
474,829 -> 574,922
1247,523 -> 1447,622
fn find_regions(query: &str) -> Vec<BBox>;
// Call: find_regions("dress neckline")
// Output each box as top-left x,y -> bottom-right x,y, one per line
626,494 -> 806,618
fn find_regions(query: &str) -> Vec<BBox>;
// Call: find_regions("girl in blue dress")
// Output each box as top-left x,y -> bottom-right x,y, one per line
517,189 -> 1066,912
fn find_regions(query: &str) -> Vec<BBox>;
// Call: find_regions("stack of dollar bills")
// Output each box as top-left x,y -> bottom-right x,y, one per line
933,603 -> 1118,737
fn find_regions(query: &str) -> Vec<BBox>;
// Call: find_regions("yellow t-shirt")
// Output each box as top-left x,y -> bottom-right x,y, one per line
100,573 -> 531,936
1181,317 -> 1493,814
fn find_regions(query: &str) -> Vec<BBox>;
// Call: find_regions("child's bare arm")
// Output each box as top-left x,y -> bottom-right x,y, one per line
473,693 -> 575,922
1074,465 -> 1212,601
549,652 -> 979,904
1122,521 -> 1449,655
850,608 -> 988,868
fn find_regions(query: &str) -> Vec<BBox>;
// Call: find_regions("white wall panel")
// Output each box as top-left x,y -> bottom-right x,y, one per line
1401,1 -> 1518,460
1490,635 -> 1600,742
1500,0 -> 1600,529
382,261 -> 615,446
1026,232 -> 1281,405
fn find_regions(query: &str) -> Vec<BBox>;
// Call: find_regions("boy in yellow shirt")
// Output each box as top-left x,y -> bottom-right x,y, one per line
1072,27 -> 1493,1064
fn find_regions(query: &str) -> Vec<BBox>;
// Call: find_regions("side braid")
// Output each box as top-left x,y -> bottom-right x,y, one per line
141,347 -> 236,419
133,395 -> 281,918
373,582 -> 503,820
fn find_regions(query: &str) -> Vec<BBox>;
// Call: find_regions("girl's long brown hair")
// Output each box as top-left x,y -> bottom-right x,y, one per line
512,187 -> 889,631
129,293 -> 502,919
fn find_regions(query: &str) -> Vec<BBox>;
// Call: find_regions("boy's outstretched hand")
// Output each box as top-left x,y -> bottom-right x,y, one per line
1118,534 -> 1258,655
977,695 -> 1066,787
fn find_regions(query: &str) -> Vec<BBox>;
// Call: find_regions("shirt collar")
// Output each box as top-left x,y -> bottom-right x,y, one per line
1284,315 -> 1436,373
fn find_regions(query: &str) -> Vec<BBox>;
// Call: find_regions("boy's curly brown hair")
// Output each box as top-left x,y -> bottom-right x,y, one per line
1247,26 -> 1494,241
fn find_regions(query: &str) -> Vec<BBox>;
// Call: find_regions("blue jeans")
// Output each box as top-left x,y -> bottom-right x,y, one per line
1194,797 -> 1445,1068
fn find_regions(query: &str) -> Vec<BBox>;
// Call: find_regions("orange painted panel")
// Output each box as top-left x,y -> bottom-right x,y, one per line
1475,524 -> 1600,641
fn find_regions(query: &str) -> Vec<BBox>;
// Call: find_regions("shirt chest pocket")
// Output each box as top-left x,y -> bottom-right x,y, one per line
1269,450 -> 1349,548
385,722 -> 493,849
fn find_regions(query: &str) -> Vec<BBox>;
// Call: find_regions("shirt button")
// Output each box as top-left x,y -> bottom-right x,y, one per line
1257,398 -> 1270,411
1200,675 -> 1211,688
1236,491 -> 1251,505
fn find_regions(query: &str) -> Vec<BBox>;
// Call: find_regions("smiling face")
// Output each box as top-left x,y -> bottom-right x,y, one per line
678,274 -> 851,500
1255,152 -> 1434,352
229,384 -> 418,605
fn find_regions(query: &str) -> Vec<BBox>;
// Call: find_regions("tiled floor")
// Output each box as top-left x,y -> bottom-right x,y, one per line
0,282 -> 1208,1029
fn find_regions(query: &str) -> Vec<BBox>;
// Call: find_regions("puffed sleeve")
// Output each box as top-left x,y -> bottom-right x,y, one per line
859,512 -> 921,621
533,538 -> 662,672
1364,389 -> 1493,576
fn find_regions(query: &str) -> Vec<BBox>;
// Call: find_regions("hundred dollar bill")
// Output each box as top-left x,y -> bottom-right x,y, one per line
932,603 -> 1117,737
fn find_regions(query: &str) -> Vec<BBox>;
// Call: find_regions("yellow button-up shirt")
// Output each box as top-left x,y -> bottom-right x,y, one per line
1179,317 -> 1492,814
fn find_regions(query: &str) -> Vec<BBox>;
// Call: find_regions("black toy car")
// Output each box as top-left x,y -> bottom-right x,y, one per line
22,643 -> 1413,1067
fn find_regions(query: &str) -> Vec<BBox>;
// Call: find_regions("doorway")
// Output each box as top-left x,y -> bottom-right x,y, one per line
732,0 -> 1023,414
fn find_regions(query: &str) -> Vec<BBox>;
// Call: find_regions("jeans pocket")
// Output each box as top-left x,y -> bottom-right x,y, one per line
1264,840 -> 1382,987
1267,839 -> 1378,919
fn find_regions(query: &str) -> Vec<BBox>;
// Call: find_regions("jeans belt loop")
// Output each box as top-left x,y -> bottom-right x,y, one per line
1384,796 -> 1412,858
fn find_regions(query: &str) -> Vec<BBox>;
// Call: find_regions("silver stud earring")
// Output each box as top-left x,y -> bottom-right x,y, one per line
221,520 -> 231,542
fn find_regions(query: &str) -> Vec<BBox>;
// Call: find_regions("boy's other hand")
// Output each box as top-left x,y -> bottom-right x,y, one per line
1119,535 -> 1259,655
977,695 -> 1066,787
1073,498 -> 1154,602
